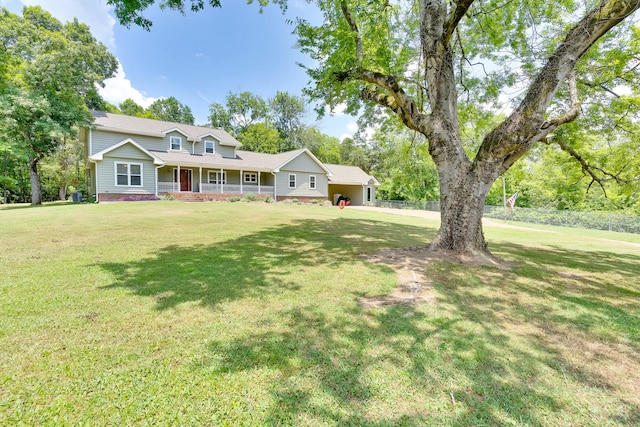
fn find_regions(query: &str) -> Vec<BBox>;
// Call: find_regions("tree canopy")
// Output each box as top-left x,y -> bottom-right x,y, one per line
0,6 -> 117,205
148,96 -> 195,124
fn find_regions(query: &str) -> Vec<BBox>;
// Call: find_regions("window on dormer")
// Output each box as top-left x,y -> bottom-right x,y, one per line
204,140 -> 214,154
170,136 -> 182,151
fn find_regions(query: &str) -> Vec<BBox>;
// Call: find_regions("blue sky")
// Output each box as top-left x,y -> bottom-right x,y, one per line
2,0 -> 358,139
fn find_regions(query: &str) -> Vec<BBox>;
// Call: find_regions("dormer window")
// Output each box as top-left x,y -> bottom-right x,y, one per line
170,136 -> 182,151
204,140 -> 214,154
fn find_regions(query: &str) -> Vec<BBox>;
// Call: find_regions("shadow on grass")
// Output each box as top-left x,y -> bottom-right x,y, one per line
202,241 -> 639,425
99,217 -> 433,310
99,218 -> 640,425
0,201 -> 75,210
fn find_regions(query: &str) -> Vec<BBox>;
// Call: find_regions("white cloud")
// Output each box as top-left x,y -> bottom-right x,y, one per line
330,103 -> 349,116
20,0 -> 116,48
98,61 -> 157,108
10,0 -> 158,110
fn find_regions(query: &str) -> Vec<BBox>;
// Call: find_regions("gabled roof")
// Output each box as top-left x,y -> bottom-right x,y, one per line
89,111 -> 242,148
272,148 -> 333,176
89,138 -> 164,165
326,164 -> 380,186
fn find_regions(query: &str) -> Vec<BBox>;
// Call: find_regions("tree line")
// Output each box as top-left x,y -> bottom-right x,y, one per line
2,4 -> 638,224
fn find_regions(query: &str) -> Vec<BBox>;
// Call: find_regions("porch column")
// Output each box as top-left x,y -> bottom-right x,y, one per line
240,169 -> 243,194
258,172 -> 261,194
199,167 -> 202,193
221,168 -> 224,194
177,165 -> 181,192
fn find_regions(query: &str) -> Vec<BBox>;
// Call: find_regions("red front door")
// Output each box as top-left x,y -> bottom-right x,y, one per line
180,169 -> 191,192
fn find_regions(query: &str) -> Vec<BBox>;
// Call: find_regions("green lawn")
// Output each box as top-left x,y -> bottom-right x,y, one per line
1,201 -> 638,426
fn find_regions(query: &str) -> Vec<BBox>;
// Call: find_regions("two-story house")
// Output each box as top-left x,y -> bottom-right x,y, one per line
80,111 -> 379,204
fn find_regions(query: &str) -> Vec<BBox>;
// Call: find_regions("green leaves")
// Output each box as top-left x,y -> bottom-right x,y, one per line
147,96 -> 195,124
0,6 -> 117,204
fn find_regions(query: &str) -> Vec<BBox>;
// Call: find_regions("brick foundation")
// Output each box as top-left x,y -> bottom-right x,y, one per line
275,196 -> 330,203
98,193 -> 159,202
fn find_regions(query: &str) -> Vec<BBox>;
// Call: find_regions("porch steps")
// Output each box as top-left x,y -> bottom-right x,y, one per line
169,192 -> 210,202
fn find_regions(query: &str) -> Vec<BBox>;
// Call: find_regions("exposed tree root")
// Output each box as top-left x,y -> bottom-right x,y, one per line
360,245 -> 512,309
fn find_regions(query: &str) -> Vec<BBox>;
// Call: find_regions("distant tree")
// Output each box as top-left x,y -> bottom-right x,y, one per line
0,7 -> 117,205
147,96 -> 195,125
104,102 -> 121,114
297,126 -> 341,164
119,98 -> 146,116
40,136 -> 84,201
339,137 -> 376,173
208,91 -> 268,136
269,91 -> 306,150
208,102 -> 232,131
84,87 -> 110,111
236,122 -> 281,154
372,125 -> 439,202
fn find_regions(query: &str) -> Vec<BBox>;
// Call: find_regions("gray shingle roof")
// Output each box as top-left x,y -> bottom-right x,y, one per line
90,110 -> 241,147
325,164 -> 380,186
150,149 -> 309,172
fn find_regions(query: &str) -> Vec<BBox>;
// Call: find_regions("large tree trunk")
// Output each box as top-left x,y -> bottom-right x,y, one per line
427,146 -> 502,261
29,156 -> 42,206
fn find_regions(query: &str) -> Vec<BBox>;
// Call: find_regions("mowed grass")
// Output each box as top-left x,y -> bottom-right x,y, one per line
0,201 -> 638,426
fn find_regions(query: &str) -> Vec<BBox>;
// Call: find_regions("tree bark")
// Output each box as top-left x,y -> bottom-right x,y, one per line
29,156 -> 42,206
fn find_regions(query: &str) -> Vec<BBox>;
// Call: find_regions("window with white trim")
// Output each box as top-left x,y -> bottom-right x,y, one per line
309,175 -> 316,189
244,172 -> 257,183
115,162 -> 143,187
208,170 -> 227,184
204,140 -> 214,154
288,174 -> 296,188
170,136 -> 182,151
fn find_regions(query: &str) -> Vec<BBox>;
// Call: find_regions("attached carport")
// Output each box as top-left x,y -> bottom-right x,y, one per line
325,164 -> 380,206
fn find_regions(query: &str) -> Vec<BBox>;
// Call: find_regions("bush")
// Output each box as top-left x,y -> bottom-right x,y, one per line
227,196 -> 242,202
263,195 -> 273,203
242,193 -> 258,202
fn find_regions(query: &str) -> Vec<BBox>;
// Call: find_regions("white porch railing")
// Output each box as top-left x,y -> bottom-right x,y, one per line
200,183 -> 274,194
159,182 -> 274,195
158,182 -> 179,192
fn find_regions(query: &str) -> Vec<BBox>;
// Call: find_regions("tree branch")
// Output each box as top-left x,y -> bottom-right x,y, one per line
541,72 -> 580,130
343,68 -> 430,133
444,0 -> 475,43
544,135 -> 636,194
340,0 -> 363,60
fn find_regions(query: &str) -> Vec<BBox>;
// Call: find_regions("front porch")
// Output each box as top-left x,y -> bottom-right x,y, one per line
157,167 -> 275,196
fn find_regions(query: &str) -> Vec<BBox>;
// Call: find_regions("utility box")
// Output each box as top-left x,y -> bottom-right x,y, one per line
72,192 -> 82,203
